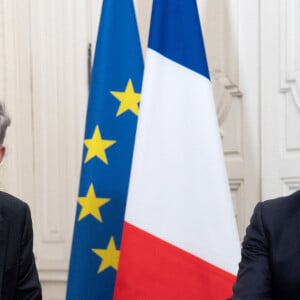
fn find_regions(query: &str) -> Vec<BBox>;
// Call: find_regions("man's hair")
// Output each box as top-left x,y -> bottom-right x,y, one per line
0,102 -> 11,145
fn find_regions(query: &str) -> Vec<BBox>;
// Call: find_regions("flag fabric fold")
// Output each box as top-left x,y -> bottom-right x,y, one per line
114,0 -> 240,299
66,0 -> 143,298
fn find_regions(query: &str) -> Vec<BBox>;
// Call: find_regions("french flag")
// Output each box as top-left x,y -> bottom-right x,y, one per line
114,0 -> 240,299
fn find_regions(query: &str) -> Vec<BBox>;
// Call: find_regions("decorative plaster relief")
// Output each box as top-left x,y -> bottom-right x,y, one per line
230,179 -> 244,240
211,69 -> 242,125
211,69 -> 243,156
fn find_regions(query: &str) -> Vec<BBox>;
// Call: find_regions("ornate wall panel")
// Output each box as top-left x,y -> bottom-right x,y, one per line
279,0 -> 300,157
211,70 -> 243,156
279,0 -> 300,106
29,0 -> 89,292
261,0 -> 300,199
0,0 -> 35,203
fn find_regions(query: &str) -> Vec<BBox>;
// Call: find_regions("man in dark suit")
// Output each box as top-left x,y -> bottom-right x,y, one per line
229,190 -> 300,299
0,103 -> 41,299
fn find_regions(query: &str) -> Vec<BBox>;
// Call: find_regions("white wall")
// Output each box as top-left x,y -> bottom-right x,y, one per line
261,0 -> 300,199
0,0 -> 289,298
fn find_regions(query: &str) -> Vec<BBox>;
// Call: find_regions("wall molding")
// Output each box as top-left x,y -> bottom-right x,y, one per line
211,69 -> 243,126
279,0 -> 300,111
229,179 -> 244,239
282,177 -> 300,195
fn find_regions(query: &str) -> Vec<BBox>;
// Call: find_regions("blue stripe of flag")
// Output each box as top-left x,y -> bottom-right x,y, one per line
148,0 -> 210,79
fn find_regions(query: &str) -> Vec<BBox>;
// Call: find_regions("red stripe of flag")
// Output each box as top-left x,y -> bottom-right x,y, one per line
114,222 -> 235,299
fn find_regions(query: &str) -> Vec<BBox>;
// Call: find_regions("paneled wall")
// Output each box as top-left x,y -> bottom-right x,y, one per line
0,0 -> 90,297
0,0 -> 287,298
261,0 -> 300,200
30,1 -> 90,296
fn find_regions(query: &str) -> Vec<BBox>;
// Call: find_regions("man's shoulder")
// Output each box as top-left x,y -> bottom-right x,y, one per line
262,190 -> 300,208
0,191 -> 28,218
260,190 -> 300,223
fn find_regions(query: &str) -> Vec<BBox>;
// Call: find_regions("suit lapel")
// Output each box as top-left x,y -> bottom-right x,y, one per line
0,213 -> 9,299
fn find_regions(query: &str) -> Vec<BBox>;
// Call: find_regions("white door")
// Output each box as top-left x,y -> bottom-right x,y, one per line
261,0 -> 300,200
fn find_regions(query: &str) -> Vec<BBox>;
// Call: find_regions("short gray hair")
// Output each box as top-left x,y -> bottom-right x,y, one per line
0,102 -> 11,144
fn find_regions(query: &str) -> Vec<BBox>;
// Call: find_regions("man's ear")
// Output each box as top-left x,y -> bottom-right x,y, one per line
0,146 -> 6,163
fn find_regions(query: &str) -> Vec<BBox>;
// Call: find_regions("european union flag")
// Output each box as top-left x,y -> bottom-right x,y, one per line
66,0 -> 143,298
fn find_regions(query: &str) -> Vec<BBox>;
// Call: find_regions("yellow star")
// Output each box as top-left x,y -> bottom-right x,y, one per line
77,184 -> 110,222
110,79 -> 141,116
84,125 -> 116,164
92,236 -> 120,273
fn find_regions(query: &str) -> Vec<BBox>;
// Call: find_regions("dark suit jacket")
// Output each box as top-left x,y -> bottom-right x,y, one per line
229,190 -> 300,299
0,191 -> 41,299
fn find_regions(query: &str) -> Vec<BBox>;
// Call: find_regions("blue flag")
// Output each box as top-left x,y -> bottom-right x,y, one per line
66,0 -> 143,298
